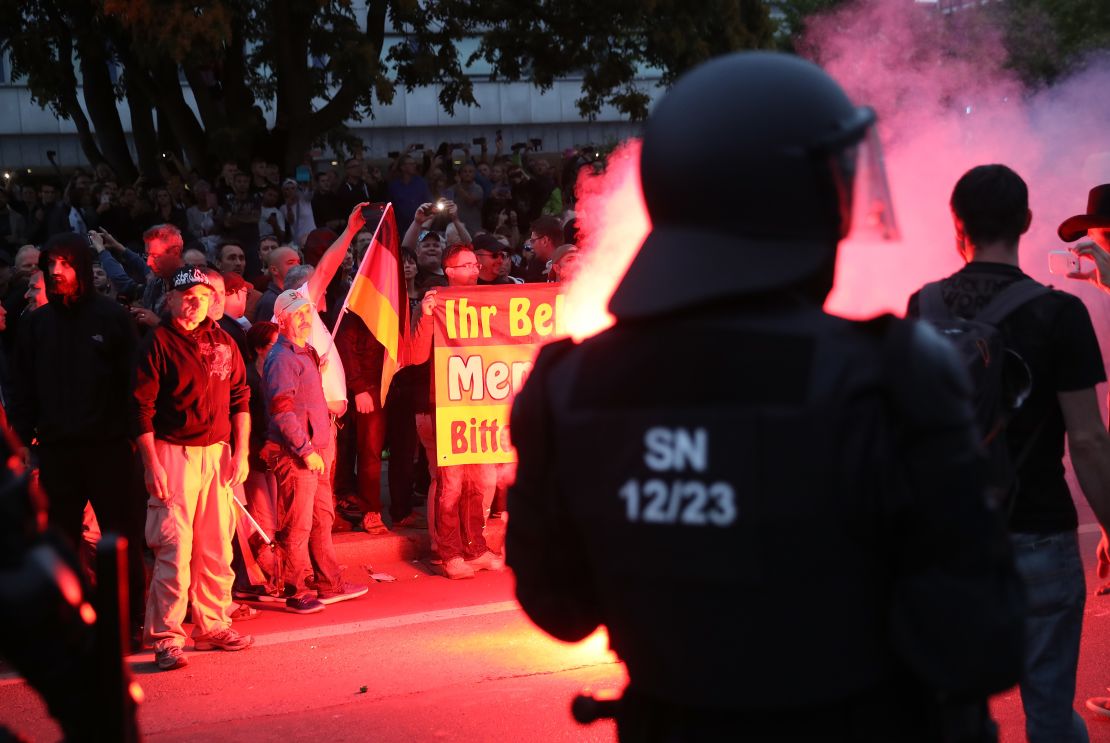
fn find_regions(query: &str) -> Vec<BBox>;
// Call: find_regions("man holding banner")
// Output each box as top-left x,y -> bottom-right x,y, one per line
411,245 -> 505,579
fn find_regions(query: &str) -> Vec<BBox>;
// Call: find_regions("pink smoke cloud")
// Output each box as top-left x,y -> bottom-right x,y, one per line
571,0 -> 1110,355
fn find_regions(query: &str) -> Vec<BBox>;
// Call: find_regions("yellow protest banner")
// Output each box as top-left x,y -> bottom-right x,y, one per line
432,284 -> 567,465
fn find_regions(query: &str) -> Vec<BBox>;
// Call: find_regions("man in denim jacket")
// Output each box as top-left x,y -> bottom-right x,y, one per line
263,289 -> 367,613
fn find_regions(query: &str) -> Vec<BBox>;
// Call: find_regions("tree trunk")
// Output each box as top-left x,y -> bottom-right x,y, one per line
52,32 -> 107,172
77,42 -> 138,182
148,62 -> 210,173
273,0 -> 315,174
126,79 -> 161,179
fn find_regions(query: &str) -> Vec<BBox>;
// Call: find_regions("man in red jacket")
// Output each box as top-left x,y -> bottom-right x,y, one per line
134,266 -> 253,671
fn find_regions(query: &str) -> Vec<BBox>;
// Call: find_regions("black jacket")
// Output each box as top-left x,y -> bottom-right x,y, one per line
334,313 -> 385,407
507,301 -> 1021,729
10,233 -> 138,444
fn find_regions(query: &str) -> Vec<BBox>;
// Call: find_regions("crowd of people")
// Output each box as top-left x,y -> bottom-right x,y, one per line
0,137 -> 588,673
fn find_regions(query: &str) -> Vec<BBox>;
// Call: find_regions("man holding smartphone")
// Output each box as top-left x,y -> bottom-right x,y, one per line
1059,183 -> 1110,294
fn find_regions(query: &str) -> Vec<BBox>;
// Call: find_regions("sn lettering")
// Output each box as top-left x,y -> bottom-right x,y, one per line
643,427 -> 708,473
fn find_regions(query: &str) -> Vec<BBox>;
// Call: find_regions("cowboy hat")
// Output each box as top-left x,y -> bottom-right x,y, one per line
1058,184 -> 1110,242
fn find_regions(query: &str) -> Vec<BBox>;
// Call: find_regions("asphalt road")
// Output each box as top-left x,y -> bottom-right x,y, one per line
2,523 -> 1109,742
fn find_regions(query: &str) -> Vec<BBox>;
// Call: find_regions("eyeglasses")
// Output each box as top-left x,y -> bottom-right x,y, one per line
445,262 -> 479,270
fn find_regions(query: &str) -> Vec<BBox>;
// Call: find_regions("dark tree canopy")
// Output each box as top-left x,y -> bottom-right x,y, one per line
0,0 -> 776,179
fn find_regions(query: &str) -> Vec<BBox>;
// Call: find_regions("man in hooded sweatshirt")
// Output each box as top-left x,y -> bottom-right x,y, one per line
8,231 -> 146,645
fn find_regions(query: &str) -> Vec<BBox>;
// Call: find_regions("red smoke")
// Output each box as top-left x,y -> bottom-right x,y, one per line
570,0 -> 1110,352
564,141 -> 649,340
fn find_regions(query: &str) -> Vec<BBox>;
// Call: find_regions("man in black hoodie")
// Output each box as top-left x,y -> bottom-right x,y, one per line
8,231 -> 146,643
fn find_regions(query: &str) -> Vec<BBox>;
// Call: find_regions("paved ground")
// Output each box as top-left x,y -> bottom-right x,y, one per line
2,512 -> 1109,741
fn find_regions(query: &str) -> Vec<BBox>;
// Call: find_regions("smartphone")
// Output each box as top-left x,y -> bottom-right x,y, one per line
295,165 -> 311,184
100,193 -> 111,205
1048,249 -> 1080,275
530,138 -> 543,149
435,200 -> 446,211
472,137 -> 486,146
387,151 -> 400,159
511,143 -> 527,151
411,143 -> 424,151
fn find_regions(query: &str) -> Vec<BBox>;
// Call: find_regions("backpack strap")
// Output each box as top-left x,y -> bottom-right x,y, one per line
975,279 -> 1050,326
917,281 -> 950,322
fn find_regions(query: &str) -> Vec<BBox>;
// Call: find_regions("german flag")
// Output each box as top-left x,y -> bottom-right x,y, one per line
338,203 -> 407,403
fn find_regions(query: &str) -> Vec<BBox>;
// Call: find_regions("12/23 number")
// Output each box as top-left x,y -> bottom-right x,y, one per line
618,478 -> 737,526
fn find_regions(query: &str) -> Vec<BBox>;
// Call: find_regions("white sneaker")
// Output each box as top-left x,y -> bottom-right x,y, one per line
443,557 -> 475,580
465,551 -> 505,572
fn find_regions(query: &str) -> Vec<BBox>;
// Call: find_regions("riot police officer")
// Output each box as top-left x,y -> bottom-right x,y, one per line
506,52 -> 1022,742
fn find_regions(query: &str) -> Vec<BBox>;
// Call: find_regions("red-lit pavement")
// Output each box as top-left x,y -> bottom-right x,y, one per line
0,552 -> 626,742
2,520 -> 1109,741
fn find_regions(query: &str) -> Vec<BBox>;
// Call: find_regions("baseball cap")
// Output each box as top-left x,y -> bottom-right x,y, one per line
418,229 -> 444,244
171,266 -> 214,293
472,233 -> 508,255
281,178 -> 298,188
552,244 -> 579,265
273,289 -> 312,318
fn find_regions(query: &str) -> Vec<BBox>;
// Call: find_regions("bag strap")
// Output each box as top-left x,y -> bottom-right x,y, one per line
975,279 -> 1050,326
917,281 -> 950,322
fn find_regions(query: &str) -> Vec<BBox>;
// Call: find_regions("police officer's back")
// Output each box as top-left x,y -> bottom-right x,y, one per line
506,53 -> 1022,742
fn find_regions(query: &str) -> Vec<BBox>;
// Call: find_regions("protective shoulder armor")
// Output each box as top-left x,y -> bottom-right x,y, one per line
886,318 -> 974,430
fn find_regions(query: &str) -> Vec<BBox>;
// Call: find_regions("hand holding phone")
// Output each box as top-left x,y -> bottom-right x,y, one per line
1048,249 -> 1080,276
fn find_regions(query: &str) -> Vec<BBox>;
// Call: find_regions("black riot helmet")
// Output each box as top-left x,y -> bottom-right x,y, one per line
610,52 -> 895,318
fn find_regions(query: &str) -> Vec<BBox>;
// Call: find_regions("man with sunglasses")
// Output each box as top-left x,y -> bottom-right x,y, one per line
473,234 -> 513,285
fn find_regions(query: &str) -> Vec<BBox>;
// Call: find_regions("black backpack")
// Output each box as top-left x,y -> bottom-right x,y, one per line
918,278 -> 1049,507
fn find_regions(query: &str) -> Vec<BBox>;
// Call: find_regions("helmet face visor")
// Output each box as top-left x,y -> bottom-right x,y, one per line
829,120 -> 899,242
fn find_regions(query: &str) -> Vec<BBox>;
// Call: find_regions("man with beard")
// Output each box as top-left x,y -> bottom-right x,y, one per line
9,232 -> 145,648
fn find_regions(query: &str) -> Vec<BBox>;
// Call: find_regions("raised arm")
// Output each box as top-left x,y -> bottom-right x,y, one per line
306,202 -> 366,306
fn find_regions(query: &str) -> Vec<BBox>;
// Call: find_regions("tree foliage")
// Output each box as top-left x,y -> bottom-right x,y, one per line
0,0 -> 775,179
997,0 -> 1110,86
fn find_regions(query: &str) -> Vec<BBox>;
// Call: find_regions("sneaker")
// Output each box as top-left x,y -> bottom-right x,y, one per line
465,551 -> 505,572
233,585 -> 286,604
443,557 -> 475,580
361,512 -> 389,535
394,512 -> 427,530
229,603 -> 260,622
194,627 -> 253,652
316,581 -> 369,605
285,595 -> 325,614
155,645 -> 188,671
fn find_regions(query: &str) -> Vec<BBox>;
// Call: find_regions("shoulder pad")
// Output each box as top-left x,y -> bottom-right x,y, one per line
886,318 -> 975,430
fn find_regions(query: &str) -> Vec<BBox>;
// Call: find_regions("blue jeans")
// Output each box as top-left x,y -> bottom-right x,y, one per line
1010,530 -> 1088,743
272,438 -> 341,596
435,463 -> 495,561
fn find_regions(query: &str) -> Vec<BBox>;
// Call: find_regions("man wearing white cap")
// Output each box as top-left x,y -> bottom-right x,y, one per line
264,288 -> 369,613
